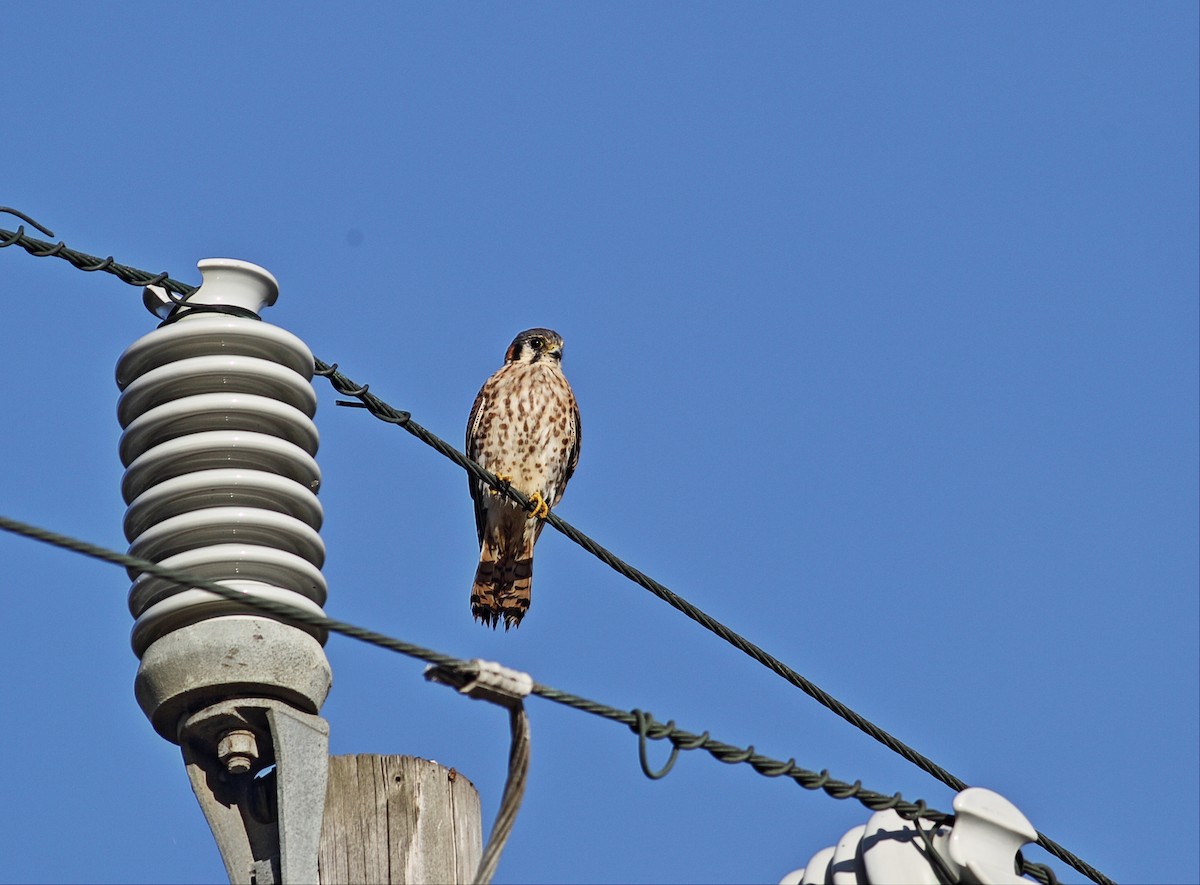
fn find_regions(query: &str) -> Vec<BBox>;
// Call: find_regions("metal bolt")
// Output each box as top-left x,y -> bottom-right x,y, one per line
217,729 -> 259,775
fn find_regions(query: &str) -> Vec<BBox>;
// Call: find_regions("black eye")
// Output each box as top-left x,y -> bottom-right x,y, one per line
530,337 -> 544,349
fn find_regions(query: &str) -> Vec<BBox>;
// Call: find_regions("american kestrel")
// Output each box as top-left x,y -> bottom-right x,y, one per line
466,328 -> 581,629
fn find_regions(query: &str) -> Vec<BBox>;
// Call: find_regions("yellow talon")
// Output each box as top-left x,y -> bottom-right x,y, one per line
489,473 -> 513,496
528,491 -> 550,520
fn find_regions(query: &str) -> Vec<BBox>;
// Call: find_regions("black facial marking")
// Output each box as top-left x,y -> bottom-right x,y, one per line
505,328 -> 562,364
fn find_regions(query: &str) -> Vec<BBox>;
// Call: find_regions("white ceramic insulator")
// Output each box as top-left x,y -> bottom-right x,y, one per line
778,788 -> 1039,885
116,259 -> 328,657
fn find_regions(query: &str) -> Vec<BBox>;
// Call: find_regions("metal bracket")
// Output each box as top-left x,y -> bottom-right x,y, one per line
179,698 -> 330,884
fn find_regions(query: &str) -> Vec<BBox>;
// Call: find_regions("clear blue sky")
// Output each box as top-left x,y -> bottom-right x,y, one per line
1,4 -> 1196,883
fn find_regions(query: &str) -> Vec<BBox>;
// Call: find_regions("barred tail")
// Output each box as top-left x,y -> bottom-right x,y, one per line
471,546 -> 533,630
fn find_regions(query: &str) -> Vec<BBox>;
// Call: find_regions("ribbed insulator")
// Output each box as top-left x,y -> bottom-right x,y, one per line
116,259 -> 328,658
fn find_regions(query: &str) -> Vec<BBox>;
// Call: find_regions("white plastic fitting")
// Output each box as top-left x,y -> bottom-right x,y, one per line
780,787 -> 1039,885
425,659 -> 535,708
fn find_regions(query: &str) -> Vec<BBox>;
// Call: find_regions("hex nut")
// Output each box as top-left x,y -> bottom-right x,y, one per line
217,729 -> 259,774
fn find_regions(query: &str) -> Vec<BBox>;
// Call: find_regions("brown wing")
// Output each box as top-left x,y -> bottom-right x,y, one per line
565,387 -> 581,485
466,379 -> 493,546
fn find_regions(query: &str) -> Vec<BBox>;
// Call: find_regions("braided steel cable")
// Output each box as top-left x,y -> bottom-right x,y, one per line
1,512 -> 947,825
0,511 -> 1109,885
314,361 -> 970,772
0,214 -> 1013,806
1,213 -> 193,298
0,514 -> 1073,884
319,367 -> 1112,885
532,684 -> 952,825
0,513 -> 462,671
0,218 -> 1115,885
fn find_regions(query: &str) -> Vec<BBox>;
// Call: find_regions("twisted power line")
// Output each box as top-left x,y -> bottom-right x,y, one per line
0,214 -> 984,802
3,211 -> 965,795
0,214 -> 1114,885
0,210 -> 194,296
312,361 -> 1110,885
0,512 -> 1071,885
0,512 -> 945,825
316,360 -> 971,778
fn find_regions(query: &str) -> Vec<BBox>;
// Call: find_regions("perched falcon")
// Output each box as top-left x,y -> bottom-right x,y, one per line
466,328 -> 581,629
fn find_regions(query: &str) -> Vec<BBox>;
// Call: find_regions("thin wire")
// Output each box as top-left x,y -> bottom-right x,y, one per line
0,207 -> 55,237
0,222 -> 1115,885
1020,853 -> 1061,885
474,705 -> 531,885
913,817 -> 959,885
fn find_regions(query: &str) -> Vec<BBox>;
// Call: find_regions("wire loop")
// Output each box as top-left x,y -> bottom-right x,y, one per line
719,744 -> 756,765
30,239 -> 67,258
754,756 -> 796,777
379,409 -> 412,426
79,255 -> 116,273
140,271 -> 173,291
632,710 -> 681,780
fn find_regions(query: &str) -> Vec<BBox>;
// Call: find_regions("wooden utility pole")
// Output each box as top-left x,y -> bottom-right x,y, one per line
319,755 -> 483,885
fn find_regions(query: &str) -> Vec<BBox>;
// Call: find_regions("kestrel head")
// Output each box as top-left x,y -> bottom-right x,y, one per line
504,328 -> 565,365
